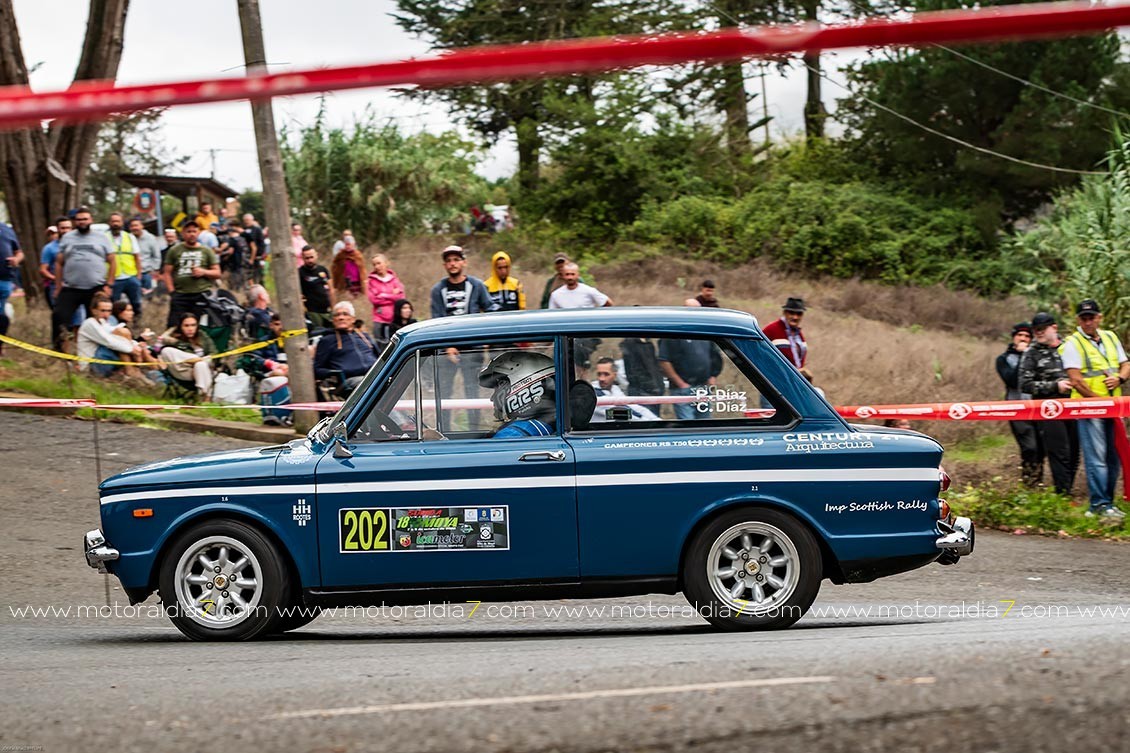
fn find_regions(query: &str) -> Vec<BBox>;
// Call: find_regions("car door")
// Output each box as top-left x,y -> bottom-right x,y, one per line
315,340 -> 579,589
566,334 -> 797,579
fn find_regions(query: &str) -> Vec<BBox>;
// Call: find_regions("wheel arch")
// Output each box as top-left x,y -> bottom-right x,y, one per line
676,497 -> 845,588
145,507 -> 305,601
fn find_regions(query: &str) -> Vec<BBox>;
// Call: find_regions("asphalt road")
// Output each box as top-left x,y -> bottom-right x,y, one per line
2,412 -> 1129,753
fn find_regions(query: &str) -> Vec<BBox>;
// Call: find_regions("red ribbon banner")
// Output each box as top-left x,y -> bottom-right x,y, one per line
0,2 -> 1128,127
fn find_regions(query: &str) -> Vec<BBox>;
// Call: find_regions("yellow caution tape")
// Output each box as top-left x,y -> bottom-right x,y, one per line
0,329 -> 308,367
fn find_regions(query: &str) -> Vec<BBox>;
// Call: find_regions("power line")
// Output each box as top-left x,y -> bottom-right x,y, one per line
931,43 -> 1130,120
805,63 -> 1104,176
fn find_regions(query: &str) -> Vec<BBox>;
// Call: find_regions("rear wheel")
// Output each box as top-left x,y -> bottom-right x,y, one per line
683,507 -> 822,631
158,519 -> 288,641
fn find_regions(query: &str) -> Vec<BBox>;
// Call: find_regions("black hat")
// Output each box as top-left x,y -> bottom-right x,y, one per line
1076,299 -> 1101,316
701,279 -> 716,289
782,297 -> 806,313
1031,312 -> 1056,329
181,218 -> 200,229
552,252 -> 569,263
441,245 -> 465,260
1010,322 -> 1033,338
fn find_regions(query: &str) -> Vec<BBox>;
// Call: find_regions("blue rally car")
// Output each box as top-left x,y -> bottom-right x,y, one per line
85,308 -> 973,641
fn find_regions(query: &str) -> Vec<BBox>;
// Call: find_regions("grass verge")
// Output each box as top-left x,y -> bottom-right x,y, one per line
947,485 -> 1129,540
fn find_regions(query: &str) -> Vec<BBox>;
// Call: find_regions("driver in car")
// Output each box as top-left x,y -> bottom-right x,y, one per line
479,351 -> 557,438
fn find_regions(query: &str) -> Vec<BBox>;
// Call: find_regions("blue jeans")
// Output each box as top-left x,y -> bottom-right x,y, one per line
672,385 -> 711,420
1077,418 -> 1122,510
89,345 -> 120,378
0,280 -> 11,339
141,272 -> 153,293
112,277 -> 143,319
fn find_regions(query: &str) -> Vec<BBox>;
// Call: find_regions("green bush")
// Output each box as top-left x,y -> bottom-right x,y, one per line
947,485 -> 1127,538
632,196 -> 735,254
622,173 -> 1006,291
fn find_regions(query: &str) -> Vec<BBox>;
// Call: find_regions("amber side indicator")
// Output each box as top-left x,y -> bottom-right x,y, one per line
132,508 -> 154,518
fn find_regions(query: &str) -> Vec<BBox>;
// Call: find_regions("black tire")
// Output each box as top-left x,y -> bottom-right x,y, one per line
682,507 -> 822,631
158,519 -> 289,641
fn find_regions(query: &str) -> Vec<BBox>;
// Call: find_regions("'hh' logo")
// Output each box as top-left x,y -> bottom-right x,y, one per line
292,499 -> 312,527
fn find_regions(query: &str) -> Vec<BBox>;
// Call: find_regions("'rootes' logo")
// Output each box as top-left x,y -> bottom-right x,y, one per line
1040,399 -> 1064,419
947,403 -> 973,420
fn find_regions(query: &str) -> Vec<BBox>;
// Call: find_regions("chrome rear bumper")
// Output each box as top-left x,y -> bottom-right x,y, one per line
935,516 -> 974,562
84,529 -> 120,573
931,515 -> 976,563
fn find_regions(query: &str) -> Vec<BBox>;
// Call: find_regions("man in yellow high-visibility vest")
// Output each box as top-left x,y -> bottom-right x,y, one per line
1060,299 -> 1130,520
107,211 -> 144,321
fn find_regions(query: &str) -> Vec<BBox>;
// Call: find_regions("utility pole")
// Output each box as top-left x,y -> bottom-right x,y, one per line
236,0 -> 317,433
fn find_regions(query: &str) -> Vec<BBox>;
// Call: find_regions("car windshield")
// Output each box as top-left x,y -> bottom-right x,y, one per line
318,335 -> 398,442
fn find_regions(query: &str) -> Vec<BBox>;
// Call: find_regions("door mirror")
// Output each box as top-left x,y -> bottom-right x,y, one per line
308,416 -> 331,443
331,422 -> 353,459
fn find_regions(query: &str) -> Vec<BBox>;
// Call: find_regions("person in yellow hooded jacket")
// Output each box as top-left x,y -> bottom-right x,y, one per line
484,250 -> 526,311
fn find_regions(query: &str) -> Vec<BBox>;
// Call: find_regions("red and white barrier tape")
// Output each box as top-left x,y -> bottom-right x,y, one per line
836,397 -> 1130,422
4,394 -> 1130,420
0,2 -> 1127,127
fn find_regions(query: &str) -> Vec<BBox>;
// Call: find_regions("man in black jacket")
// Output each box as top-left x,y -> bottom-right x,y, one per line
1019,313 -> 1079,496
997,322 -> 1043,486
620,337 -> 665,397
313,301 -> 379,391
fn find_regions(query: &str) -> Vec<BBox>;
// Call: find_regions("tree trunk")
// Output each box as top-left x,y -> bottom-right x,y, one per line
0,0 -> 130,300
515,116 -> 541,195
717,61 -> 751,160
801,0 -> 826,142
237,0 -> 318,433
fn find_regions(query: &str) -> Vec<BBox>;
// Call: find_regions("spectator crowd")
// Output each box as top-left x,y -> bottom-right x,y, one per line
6,201 -> 1126,520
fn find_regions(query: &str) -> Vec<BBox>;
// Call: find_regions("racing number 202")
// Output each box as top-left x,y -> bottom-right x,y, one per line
341,508 -> 390,551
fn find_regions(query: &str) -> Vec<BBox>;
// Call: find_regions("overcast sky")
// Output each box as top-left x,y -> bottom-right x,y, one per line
11,0 -> 860,194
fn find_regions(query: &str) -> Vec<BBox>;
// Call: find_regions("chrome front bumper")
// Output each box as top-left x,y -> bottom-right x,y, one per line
84,529 -> 120,573
935,516 -> 974,562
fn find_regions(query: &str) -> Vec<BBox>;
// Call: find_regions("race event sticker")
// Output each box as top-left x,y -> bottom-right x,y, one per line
338,506 -> 509,553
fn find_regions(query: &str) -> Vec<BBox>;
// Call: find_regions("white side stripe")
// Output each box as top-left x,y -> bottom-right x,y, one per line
100,484 -> 312,506
100,468 -> 937,505
576,468 -> 941,487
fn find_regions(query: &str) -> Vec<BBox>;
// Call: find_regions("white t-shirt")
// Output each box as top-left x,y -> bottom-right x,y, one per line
1060,329 -> 1128,371
549,283 -> 608,309
589,382 -> 657,422
197,230 -> 219,249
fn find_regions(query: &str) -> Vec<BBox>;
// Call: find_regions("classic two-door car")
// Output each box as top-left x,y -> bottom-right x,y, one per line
85,307 -> 973,641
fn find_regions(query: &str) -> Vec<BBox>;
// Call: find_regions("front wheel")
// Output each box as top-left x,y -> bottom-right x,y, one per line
158,519 -> 289,641
683,507 -> 822,631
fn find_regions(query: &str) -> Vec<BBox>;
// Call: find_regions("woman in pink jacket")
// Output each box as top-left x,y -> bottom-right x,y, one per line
366,253 -> 405,344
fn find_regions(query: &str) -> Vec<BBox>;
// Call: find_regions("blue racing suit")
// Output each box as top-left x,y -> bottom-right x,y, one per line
494,418 -> 554,438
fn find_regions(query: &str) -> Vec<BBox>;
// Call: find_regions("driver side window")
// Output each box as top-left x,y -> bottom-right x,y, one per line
352,341 -> 558,442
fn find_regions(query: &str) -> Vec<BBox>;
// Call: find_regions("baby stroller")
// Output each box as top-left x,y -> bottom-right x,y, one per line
198,289 -> 247,353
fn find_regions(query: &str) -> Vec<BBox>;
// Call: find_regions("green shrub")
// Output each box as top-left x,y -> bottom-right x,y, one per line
947,485 -> 1127,538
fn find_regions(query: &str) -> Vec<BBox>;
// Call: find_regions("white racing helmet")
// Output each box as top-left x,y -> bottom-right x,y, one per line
479,350 -> 556,421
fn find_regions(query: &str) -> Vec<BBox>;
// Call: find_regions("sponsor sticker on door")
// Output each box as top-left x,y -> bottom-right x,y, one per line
339,506 -> 509,553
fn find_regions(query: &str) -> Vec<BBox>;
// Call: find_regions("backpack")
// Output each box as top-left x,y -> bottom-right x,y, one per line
199,288 -> 247,330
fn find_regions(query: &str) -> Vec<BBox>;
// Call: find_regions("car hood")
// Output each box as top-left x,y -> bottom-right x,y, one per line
99,444 -> 289,492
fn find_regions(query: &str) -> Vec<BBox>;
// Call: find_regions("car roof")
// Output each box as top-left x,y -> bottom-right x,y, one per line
396,307 -> 763,347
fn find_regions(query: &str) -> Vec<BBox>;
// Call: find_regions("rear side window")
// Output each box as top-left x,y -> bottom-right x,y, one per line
569,335 -> 788,431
